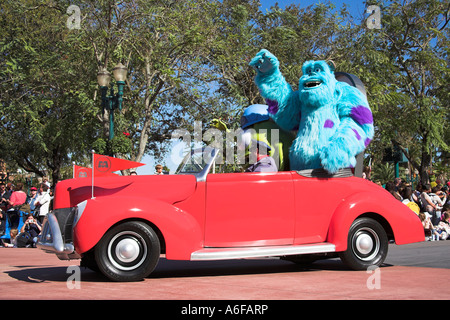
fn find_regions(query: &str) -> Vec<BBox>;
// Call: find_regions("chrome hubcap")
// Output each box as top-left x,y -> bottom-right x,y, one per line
108,231 -> 147,271
355,233 -> 373,255
115,238 -> 140,263
352,227 -> 380,261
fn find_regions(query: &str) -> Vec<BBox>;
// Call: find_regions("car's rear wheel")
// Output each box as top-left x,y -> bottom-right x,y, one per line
339,217 -> 388,270
95,221 -> 160,282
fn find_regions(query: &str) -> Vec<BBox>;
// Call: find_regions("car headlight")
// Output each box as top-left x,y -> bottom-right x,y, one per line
73,200 -> 87,227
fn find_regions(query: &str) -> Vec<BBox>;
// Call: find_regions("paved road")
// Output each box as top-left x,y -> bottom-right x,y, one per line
0,241 -> 449,303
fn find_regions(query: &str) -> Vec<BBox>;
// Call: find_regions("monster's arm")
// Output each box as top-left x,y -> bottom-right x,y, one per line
320,83 -> 374,173
249,49 -> 300,131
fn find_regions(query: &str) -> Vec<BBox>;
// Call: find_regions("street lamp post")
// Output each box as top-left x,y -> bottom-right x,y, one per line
97,62 -> 128,141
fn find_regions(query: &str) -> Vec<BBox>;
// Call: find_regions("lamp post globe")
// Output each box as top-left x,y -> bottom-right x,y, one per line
112,63 -> 127,82
97,64 -> 127,147
97,68 -> 111,87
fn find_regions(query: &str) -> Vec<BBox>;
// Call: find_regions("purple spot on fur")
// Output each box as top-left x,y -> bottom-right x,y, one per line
352,128 -> 361,140
266,99 -> 279,114
364,138 -> 371,147
324,119 -> 334,128
350,105 -> 373,125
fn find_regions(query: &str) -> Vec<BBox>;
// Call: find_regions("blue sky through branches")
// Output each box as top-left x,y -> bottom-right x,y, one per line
137,0 -> 375,175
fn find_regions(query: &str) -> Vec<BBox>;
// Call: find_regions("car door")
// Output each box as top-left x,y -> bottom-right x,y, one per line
204,171 -> 295,247
291,171 -> 358,244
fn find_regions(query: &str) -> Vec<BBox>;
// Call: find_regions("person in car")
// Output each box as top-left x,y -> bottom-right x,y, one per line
245,140 -> 278,173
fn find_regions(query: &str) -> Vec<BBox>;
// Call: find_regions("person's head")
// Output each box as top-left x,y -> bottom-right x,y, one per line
401,186 -> 412,200
14,182 -> 23,191
423,184 -> 431,193
40,183 -> 49,192
244,139 -> 271,164
155,164 -> 163,173
385,181 -> 395,192
443,212 -> 450,222
10,228 -> 18,239
431,186 -> 440,194
254,140 -> 271,156
0,183 -> 5,192
418,212 -> 426,222
30,187 -> 37,196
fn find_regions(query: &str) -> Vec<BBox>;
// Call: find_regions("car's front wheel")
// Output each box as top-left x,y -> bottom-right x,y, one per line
339,217 -> 388,270
95,221 -> 160,282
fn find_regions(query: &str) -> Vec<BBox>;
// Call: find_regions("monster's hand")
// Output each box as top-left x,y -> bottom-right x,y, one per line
210,119 -> 229,132
249,49 -> 280,75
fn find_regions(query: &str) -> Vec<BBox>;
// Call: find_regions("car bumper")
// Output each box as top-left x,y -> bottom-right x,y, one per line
37,209 -> 81,260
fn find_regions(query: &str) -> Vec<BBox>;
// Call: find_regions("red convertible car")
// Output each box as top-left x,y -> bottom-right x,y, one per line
38,148 -> 424,281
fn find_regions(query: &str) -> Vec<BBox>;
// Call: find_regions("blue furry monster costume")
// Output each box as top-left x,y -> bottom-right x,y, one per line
250,49 -> 374,173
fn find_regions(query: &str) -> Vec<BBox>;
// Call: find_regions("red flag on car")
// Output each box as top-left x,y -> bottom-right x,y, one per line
73,164 -> 92,178
73,164 -> 118,178
93,153 -> 144,176
73,154 -> 143,180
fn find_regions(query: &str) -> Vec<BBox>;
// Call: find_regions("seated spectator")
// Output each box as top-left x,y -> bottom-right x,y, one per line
401,186 -> 420,215
413,184 -> 423,206
418,212 -> 439,241
394,177 -> 402,191
401,185 -> 413,203
4,228 -> 18,247
436,211 -> 450,240
17,213 -> 42,248
385,181 -> 402,201
420,184 -> 441,225
430,186 -> 447,209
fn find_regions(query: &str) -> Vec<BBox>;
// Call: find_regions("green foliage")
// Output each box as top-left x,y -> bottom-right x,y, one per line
371,162 -> 395,185
357,0 -> 449,183
0,0 -> 448,183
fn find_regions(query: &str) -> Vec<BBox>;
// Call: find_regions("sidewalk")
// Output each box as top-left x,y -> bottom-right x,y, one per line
1,247 -> 449,300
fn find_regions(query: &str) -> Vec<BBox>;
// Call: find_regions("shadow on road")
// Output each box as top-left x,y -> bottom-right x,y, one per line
4,257 -> 362,283
148,257 -> 354,279
6,266 -> 108,283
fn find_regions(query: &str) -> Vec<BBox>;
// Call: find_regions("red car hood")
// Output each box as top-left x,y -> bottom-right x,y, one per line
54,174 -> 197,209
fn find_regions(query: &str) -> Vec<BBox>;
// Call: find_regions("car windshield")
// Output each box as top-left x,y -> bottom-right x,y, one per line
175,148 -> 217,175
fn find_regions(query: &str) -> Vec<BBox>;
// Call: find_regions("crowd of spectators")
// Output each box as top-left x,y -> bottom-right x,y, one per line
0,180 -> 53,248
1,171 -> 449,248
383,177 -> 450,241
0,166 -> 166,249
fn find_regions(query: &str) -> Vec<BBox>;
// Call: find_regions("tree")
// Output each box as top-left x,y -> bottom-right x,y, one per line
0,0 -> 100,183
80,0 -> 227,163
358,0 -> 449,184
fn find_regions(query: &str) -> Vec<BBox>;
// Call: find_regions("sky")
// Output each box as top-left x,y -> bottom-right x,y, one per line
137,0 -> 372,175
259,0 -> 369,18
